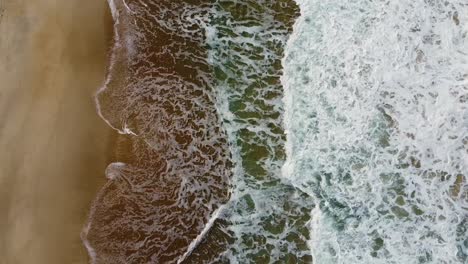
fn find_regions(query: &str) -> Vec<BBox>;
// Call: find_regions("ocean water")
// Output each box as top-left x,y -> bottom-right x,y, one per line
84,0 -> 467,263
282,0 -> 468,263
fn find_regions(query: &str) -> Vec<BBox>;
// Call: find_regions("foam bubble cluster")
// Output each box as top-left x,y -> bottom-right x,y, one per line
283,0 -> 468,263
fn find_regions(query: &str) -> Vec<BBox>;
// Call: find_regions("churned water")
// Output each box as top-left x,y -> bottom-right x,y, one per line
192,0 -> 314,262
282,0 -> 468,263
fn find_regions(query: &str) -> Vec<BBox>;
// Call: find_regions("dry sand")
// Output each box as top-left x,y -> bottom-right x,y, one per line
0,1 -> 113,263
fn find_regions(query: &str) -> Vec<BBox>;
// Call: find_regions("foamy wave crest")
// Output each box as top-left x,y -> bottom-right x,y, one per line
283,0 -> 468,263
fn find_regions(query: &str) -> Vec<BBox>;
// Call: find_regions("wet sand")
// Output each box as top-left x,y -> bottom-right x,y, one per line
0,1 -> 113,263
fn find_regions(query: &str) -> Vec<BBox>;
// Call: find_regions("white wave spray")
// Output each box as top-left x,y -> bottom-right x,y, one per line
282,0 -> 468,263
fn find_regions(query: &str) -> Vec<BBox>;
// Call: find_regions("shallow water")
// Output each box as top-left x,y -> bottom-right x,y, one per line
83,1 -> 231,263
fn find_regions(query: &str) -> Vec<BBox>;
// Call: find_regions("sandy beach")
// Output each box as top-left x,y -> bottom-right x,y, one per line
0,1 -> 113,263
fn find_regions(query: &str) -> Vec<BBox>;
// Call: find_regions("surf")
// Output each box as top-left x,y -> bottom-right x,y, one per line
282,0 -> 468,263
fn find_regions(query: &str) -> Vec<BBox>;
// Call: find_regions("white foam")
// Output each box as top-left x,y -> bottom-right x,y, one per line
177,206 -> 224,263
282,0 -> 468,263
81,223 -> 97,264
96,0 -> 138,137
106,0 -> 118,21
83,2 -> 135,262
105,162 -> 127,180
121,0 -> 134,14
95,0 -> 128,136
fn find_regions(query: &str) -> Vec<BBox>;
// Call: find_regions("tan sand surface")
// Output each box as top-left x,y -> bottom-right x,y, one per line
0,1 -> 113,263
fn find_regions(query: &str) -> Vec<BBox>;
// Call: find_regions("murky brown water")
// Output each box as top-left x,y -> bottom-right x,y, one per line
82,1 -> 232,263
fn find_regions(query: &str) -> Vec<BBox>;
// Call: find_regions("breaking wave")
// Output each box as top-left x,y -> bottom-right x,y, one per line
282,0 -> 468,263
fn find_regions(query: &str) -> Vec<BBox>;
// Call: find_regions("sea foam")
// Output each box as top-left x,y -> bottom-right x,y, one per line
282,0 -> 468,263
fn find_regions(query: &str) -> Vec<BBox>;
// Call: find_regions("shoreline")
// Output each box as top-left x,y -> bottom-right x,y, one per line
0,1 -> 114,263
